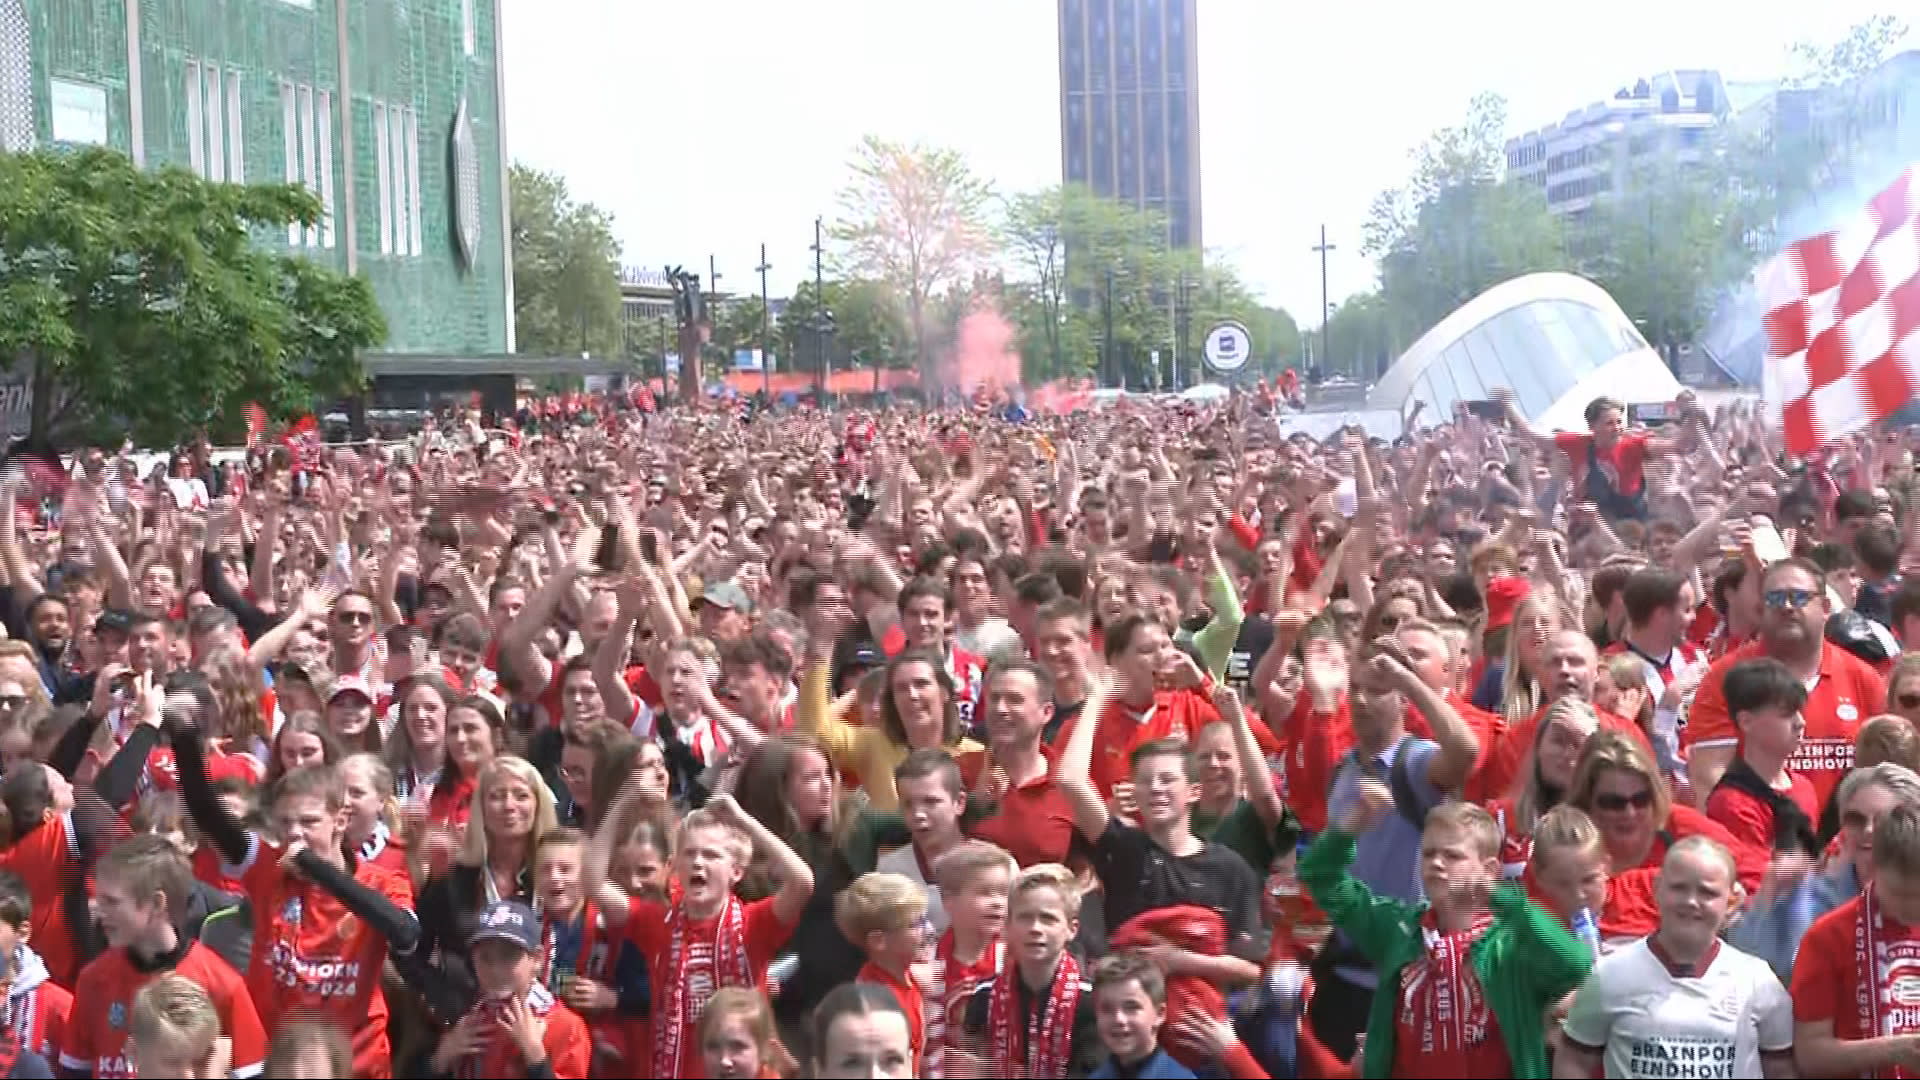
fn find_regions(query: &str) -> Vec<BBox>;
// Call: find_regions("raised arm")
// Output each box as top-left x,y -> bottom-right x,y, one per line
708,791 -> 814,926
1052,674 -> 1114,842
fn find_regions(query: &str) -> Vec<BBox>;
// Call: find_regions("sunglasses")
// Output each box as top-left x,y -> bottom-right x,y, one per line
1899,693 -> 1920,711
335,610 -> 373,625
1592,789 -> 1655,812
1763,588 -> 1817,611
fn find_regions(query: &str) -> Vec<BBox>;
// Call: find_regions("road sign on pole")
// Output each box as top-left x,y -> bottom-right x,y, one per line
1202,321 -> 1252,374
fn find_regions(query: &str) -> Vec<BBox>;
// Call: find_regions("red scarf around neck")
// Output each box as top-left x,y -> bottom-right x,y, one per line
1400,911 -> 1494,1061
1856,883 -> 1920,1078
653,895 -> 752,1079
987,951 -> 1081,1080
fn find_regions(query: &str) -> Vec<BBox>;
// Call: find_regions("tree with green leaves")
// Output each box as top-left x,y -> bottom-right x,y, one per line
1364,93 -> 1572,338
779,278 -> 912,389
0,147 -> 384,450
1773,15 -> 1911,207
832,136 -> 994,383
1575,138 -> 1773,350
509,164 -> 623,359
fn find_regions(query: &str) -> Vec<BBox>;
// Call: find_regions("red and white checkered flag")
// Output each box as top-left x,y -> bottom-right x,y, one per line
1760,165 -> 1920,453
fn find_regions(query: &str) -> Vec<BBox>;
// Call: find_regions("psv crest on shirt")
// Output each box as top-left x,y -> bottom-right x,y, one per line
107,1002 -> 125,1029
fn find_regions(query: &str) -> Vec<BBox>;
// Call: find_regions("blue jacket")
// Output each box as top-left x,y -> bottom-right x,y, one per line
1726,861 -> 1861,980
1089,1048 -> 1197,1079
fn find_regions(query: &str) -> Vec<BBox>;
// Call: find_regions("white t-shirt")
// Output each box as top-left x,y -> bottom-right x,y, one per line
876,844 -> 947,935
1563,936 -> 1793,1079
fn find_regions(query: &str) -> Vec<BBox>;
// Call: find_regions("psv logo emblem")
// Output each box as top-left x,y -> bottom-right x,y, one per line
1893,976 -> 1920,1007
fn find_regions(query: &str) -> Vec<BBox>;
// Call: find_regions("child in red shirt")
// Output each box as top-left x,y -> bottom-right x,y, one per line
1704,658 -> 1821,890
585,786 -> 812,1080
425,899 -> 591,1079
839,872 -> 930,1071
58,835 -> 267,1080
925,841 -> 1013,1080
0,870 -> 71,1065
171,689 -> 418,1078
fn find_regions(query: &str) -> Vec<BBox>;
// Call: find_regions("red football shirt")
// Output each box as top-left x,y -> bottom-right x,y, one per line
231,836 -> 415,1077
1685,639 -> 1885,807
59,941 -> 266,1079
1792,893 -> 1920,1059
1066,686 -> 1222,800
1703,770 -> 1819,892
623,896 -> 795,1079
1553,432 -> 1650,501
0,812 -> 81,988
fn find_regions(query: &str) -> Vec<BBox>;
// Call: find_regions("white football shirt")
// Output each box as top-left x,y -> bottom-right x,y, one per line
1562,936 -> 1793,1079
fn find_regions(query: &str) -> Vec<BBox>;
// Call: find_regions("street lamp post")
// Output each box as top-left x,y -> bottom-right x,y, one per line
1102,266 -> 1115,389
756,243 -> 772,399
810,216 -> 829,394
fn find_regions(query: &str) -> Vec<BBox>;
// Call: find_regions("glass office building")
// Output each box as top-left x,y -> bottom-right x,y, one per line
1366,272 -> 1684,433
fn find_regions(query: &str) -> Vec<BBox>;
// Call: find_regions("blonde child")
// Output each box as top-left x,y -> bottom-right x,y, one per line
839,872 -> 931,1069
927,841 -> 1014,1080
263,1020 -> 353,1079
126,974 -> 225,1080
697,986 -> 781,1080
964,863 -> 1098,1079
586,786 -> 813,1080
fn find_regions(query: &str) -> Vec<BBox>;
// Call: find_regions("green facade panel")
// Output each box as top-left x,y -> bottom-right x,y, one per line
347,0 -> 507,354
14,0 -> 508,355
30,0 -> 130,147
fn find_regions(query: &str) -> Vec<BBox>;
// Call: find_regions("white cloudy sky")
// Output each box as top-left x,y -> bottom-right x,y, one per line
498,0 -> 1905,324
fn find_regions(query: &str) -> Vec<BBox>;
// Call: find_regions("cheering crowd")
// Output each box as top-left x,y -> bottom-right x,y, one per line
0,380 -> 1915,1078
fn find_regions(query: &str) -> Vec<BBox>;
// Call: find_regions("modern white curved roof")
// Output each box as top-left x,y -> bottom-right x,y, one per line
1366,271 -> 1684,434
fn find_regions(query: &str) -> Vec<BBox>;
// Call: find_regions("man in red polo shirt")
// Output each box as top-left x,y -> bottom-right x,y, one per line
965,661 -> 1077,868
1685,557 -> 1885,810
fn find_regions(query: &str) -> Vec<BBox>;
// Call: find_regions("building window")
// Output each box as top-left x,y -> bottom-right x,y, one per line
225,72 -> 244,182
186,61 -> 242,180
280,82 -> 333,249
462,0 -> 476,56
0,0 -> 33,152
371,99 -> 419,256
186,61 -> 204,174
405,106 -> 422,255
372,102 -> 392,254
316,90 -> 335,248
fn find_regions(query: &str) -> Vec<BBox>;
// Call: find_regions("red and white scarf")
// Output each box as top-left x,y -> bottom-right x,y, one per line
653,896 -> 753,1079
924,933 -> 1003,1080
1855,884 -> 1920,1078
1399,912 -> 1494,1059
986,952 -> 1081,1080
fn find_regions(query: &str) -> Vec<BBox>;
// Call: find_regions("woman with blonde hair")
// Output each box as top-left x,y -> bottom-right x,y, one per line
1478,589 -> 1570,727
197,646 -> 270,758
1487,697 -> 1601,878
1567,730 -> 1760,886
399,754 -> 557,1025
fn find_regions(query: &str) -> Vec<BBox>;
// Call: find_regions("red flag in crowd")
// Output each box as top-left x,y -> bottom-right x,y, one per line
242,402 -> 268,446
1761,164 -> 1920,453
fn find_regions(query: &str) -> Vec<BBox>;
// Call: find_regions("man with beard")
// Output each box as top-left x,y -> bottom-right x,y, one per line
1686,557 -> 1886,810
18,595 -> 79,702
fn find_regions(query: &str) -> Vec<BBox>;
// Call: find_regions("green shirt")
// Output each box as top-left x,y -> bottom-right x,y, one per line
1192,799 -> 1282,876
1299,829 -> 1591,1079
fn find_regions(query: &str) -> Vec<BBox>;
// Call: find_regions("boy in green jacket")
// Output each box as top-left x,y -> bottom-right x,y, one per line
1301,783 -> 1591,1079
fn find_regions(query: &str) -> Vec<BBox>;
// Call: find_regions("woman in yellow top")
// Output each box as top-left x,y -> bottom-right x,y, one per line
798,645 -> 982,811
